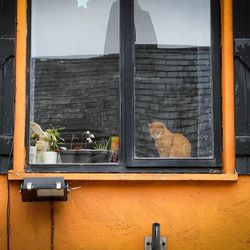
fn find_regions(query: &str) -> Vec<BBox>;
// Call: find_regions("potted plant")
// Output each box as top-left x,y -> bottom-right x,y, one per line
43,127 -> 64,164
30,121 -> 64,164
60,131 -> 95,163
92,138 -> 111,163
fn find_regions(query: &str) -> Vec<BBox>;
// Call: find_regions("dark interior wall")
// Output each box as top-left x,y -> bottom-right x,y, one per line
32,54 -> 120,141
32,46 -> 212,157
134,46 -> 212,157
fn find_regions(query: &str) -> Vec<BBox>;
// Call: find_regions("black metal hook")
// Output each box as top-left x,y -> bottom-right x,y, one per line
152,223 -> 161,250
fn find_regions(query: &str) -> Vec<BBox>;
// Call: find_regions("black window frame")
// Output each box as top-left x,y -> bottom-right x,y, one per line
25,0 -> 222,173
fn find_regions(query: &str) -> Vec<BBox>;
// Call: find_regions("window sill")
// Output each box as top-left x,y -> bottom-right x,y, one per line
8,170 -> 238,181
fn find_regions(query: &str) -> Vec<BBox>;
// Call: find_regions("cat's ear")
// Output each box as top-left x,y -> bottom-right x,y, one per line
160,123 -> 165,128
148,123 -> 152,128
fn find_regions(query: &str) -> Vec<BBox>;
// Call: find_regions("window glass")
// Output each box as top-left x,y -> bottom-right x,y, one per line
29,0 -> 120,164
134,0 -> 213,158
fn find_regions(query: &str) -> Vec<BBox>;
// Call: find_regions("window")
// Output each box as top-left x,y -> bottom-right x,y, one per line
27,0 -> 221,172
28,0 -> 120,165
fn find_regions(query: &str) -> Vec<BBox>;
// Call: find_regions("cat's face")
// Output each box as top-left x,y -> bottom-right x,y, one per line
148,122 -> 166,139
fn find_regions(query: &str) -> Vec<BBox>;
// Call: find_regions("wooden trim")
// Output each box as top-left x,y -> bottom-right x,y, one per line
8,171 -> 238,181
13,0 -> 26,172
221,0 -> 236,174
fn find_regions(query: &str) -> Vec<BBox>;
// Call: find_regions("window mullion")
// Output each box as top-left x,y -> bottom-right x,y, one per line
122,0 -> 135,166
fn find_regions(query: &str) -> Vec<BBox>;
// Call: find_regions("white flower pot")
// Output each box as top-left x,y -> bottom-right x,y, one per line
29,146 -> 37,164
43,151 -> 58,164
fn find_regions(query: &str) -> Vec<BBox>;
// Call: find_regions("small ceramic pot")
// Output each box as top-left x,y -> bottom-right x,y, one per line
29,146 -> 37,164
43,151 -> 58,164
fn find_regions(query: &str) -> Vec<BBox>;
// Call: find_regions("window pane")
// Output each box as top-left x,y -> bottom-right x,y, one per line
134,0 -> 213,158
29,0 -> 120,164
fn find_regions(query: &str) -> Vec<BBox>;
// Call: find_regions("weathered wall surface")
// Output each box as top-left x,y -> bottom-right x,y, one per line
1,176 -> 250,250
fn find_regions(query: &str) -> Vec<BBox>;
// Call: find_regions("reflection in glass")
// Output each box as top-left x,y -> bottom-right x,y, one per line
134,0 -> 213,158
29,0 -> 120,164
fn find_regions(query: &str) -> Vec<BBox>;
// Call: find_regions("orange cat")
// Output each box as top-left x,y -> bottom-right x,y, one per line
148,122 -> 191,157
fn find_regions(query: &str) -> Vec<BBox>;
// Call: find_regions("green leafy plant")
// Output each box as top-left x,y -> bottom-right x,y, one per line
45,127 -> 64,152
93,137 -> 111,150
30,133 -> 39,146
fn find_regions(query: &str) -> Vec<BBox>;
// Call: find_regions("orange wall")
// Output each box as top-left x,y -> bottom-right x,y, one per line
1,176 -> 250,250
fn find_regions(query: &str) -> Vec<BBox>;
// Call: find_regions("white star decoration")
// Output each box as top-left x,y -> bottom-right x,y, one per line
77,0 -> 89,8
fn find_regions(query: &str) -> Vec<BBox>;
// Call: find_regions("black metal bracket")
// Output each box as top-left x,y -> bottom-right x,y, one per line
145,223 -> 167,250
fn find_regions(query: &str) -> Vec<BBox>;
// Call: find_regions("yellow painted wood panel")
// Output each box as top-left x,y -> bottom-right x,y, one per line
0,176 -> 7,250
221,0 -> 235,173
13,0 -> 26,172
8,171 -> 238,181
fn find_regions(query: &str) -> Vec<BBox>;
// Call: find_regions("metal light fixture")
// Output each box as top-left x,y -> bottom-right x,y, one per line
20,177 -> 68,202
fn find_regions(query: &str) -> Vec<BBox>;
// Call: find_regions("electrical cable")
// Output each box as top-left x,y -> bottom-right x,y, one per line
50,201 -> 55,250
68,185 -> 82,191
6,170 -> 10,250
49,186 -> 80,250
6,143 -> 13,250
